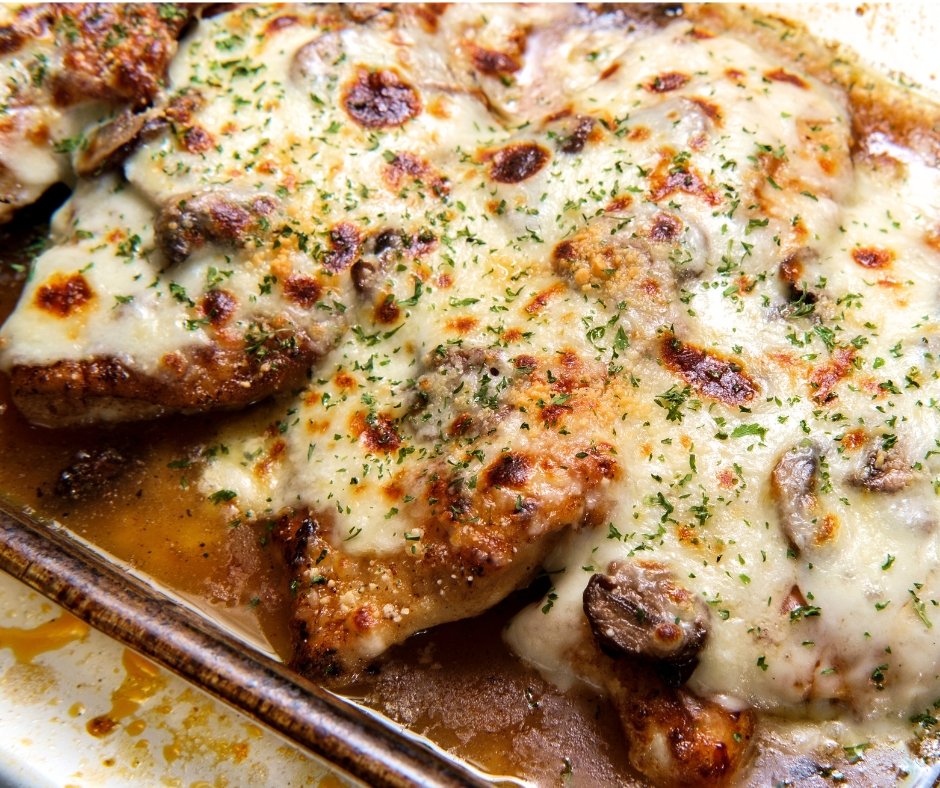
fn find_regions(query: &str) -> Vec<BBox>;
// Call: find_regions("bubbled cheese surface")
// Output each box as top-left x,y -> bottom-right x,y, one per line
2,4 -> 940,736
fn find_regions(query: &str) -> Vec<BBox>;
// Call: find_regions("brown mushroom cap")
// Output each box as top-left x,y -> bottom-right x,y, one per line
770,443 -> 820,553
583,560 -> 709,685
851,439 -> 912,493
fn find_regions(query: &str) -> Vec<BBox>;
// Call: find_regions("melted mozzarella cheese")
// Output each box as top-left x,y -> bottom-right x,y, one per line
2,2 -> 940,752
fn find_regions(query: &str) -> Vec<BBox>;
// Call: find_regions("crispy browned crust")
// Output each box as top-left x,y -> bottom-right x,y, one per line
0,4 -> 192,221
0,4 -> 190,107
50,4 -> 191,108
274,349 -> 622,681
277,441 -> 619,682
607,660 -> 755,787
565,620 -> 754,787
685,5 -> 940,163
9,339 -> 316,427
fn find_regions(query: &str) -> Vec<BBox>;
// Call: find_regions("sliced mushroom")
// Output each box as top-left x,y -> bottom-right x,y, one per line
584,560 -> 709,685
770,444 -> 820,553
155,190 -> 280,266
54,447 -> 137,500
350,228 -> 415,295
851,441 -> 912,493
406,345 -> 515,441
75,107 -> 155,177
290,31 -> 344,86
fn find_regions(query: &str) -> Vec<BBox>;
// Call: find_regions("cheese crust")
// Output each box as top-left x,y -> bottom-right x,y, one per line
1,4 -> 940,785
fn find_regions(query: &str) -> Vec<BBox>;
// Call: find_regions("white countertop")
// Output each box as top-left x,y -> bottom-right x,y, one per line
0,570 -> 351,788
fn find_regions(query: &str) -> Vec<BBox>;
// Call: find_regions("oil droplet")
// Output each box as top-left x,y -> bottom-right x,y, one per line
125,718 -> 147,736
0,611 -> 89,663
163,742 -> 181,763
68,702 -> 86,718
87,649 -> 164,738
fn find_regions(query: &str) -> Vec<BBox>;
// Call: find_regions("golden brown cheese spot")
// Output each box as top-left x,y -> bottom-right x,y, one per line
647,72 -> 690,93
254,438 -> 286,477
925,226 -> 940,254
791,216 -> 809,244
817,155 -> 837,175
648,212 -> 682,242
200,289 -> 236,328
181,125 -> 214,154
558,116 -> 598,155
627,126 -> 651,142
809,347 -> 855,403
87,716 -> 118,737
35,273 -> 94,318
484,452 -> 532,490
541,404 -> 568,427
841,428 -> 867,451
600,62 -> 621,80
383,152 -> 449,197
552,350 -> 588,394
724,68 -> 745,83
765,68 -> 810,89
373,294 -> 401,325
485,143 -> 550,184
323,222 -> 362,273
851,246 -> 894,269
342,68 -> 421,129
660,335 -> 757,405
544,106 -> 573,124
640,277 -> 662,297
26,123 -> 52,146
411,3 -> 446,34
426,95 -> 450,120
283,275 -> 322,308
445,316 -> 478,334
815,513 -> 840,546
524,283 -> 565,315
448,413 -> 474,438
352,411 -> 401,454
382,481 -> 403,502
605,195 -> 634,213
688,97 -> 723,126
469,43 -> 521,76
334,372 -> 356,391
353,606 -> 377,633
649,151 -> 720,206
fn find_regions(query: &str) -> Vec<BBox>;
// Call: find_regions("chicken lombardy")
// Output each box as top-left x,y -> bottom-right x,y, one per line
1,3 -> 940,784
